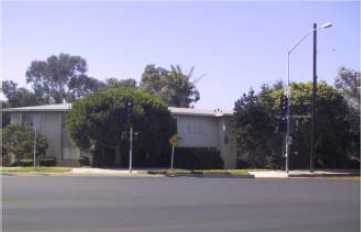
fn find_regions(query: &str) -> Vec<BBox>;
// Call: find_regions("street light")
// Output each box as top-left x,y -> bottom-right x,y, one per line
285,22 -> 332,173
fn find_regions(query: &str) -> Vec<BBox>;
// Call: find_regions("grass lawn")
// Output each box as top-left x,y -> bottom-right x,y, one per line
149,169 -> 275,175
0,167 -> 72,173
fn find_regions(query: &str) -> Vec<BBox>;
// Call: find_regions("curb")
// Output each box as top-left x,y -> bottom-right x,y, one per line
288,173 -> 360,178
148,173 -> 255,178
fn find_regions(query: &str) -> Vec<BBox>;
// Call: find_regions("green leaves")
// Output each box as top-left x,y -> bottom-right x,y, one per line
64,88 -> 176,165
140,64 -> 200,108
233,81 -> 356,169
2,124 -> 48,162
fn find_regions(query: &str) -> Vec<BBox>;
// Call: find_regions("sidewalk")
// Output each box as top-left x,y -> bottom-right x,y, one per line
248,169 -> 360,178
70,168 -> 152,176
70,168 -> 359,178
2,168 -> 359,178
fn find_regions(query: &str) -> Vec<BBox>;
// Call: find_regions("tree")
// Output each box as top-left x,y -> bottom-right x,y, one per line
2,80 -> 40,107
25,53 -> 104,103
2,124 -> 48,164
140,64 -> 200,108
1,101 -> 11,127
233,82 -> 355,169
105,78 -> 137,89
334,67 -> 360,162
233,88 -> 282,168
335,67 -> 360,111
64,88 -> 176,167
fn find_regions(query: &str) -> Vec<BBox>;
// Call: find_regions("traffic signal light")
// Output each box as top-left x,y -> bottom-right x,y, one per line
126,101 -> 133,124
280,94 -> 289,117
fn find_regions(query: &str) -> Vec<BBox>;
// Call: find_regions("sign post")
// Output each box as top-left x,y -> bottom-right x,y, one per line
169,135 -> 178,169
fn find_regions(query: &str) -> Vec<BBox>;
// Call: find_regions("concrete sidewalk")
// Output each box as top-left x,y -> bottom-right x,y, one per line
248,169 -> 360,178
70,168 -> 359,178
2,168 -> 359,178
70,168 -> 152,176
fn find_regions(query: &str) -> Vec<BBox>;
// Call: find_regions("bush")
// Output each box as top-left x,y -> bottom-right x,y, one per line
2,124 -> 48,160
10,159 -> 34,167
173,148 -> 224,169
39,157 -> 57,167
79,156 -> 90,166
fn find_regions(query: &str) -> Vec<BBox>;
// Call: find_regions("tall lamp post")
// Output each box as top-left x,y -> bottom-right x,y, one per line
285,22 -> 332,173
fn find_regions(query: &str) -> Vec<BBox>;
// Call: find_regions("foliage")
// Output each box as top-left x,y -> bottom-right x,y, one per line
105,78 -> 137,89
25,53 -> 104,103
2,81 -> 40,107
335,67 -> 360,111
39,157 -> 57,167
172,148 -> 224,169
140,64 -> 200,108
11,159 -> 34,167
65,88 -> 176,167
334,67 -> 360,160
79,156 -> 90,166
1,101 -> 11,127
234,88 -> 283,169
233,82 -> 356,169
2,124 -> 48,161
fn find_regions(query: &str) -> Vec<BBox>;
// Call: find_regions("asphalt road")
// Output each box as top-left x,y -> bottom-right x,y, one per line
1,176 -> 360,232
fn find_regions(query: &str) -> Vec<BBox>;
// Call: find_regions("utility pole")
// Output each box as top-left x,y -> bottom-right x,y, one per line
310,23 -> 317,173
127,101 -> 133,173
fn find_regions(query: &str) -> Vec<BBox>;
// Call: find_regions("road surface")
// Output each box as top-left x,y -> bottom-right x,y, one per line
2,175 -> 360,232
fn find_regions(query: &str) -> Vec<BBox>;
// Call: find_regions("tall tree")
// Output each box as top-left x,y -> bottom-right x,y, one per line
25,53 -> 103,103
233,82 -> 355,169
65,88 -> 175,167
1,101 -> 11,127
2,80 -> 40,107
335,67 -> 360,111
105,78 -> 137,89
334,67 -> 360,161
140,64 -> 200,108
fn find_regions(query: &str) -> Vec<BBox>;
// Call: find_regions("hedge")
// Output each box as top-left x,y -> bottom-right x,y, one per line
11,159 -> 34,167
39,157 -> 57,167
79,156 -> 90,166
173,148 -> 224,169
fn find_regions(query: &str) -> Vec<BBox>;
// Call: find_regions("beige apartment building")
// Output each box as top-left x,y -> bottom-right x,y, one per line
3,104 -> 236,168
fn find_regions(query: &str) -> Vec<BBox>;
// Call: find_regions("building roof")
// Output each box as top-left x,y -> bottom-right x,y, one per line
168,107 -> 233,117
1,103 -> 72,112
2,103 -> 233,117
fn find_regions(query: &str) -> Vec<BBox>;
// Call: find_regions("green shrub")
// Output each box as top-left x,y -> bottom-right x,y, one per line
39,157 -> 57,167
11,159 -> 34,167
173,148 -> 224,169
79,156 -> 90,166
2,124 -> 48,160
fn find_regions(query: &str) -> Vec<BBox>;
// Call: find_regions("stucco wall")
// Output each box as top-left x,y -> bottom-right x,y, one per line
176,115 -> 218,148
9,110 -> 236,168
10,112 -> 22,124
175,115 -> 236,168
36,112 -> 63,160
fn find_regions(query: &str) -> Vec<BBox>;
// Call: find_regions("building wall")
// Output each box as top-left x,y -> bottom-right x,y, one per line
10,112 -> 22,124
9,111 -> 82,166
176,115 -> 218,148
37,112 -> 63,161
9,111 -> 237,168
176,115 -> 236,168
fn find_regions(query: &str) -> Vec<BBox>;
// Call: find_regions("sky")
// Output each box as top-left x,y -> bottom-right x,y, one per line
1,1 -> 360,110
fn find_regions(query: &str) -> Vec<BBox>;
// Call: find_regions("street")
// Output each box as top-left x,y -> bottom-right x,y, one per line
2,176 -> 360,232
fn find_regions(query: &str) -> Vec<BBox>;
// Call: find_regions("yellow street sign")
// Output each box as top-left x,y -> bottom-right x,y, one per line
169,134 -> 178,147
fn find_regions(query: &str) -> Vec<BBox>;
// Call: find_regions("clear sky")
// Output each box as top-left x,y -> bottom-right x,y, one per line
2,1 -> 360,110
